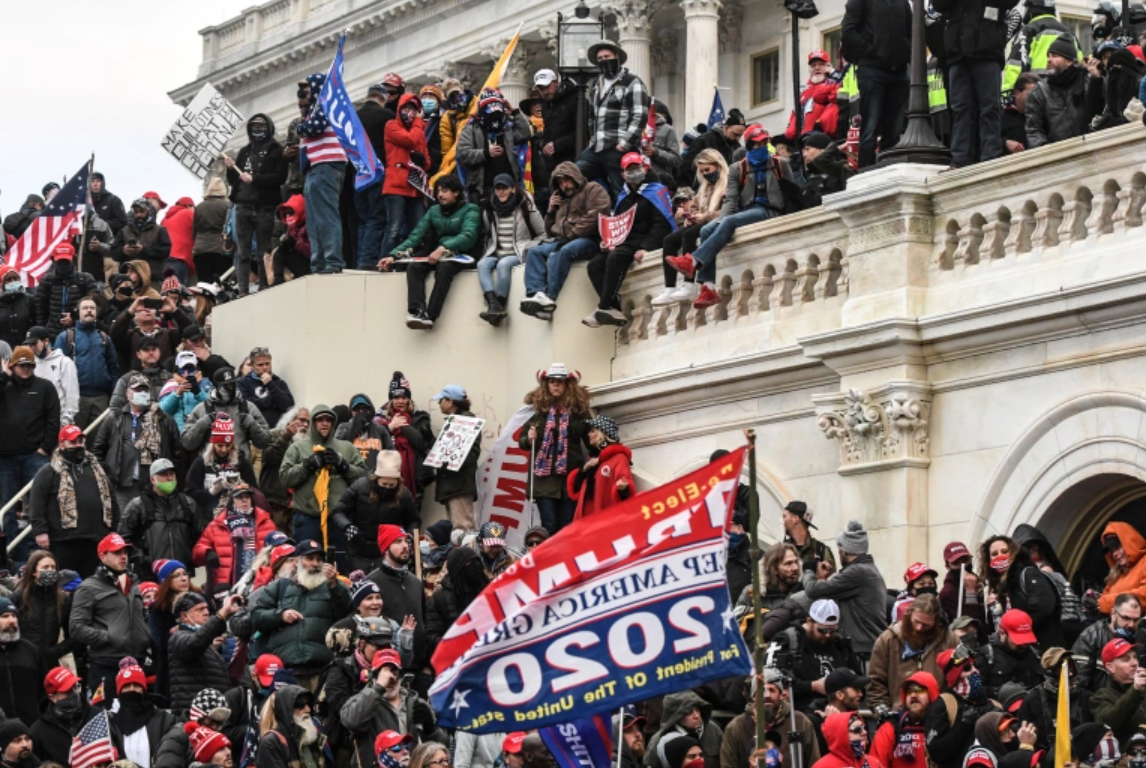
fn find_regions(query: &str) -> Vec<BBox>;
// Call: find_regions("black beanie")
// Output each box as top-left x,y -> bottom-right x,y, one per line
662,735 -> 700,768
427,519 -> 453,546
0,718 -> 29,753
1048,35 -> 1077,61
390,371 -> 412,400
803,131 -> 832,150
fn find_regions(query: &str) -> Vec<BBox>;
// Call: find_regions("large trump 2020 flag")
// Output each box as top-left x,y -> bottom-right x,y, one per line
429,448 -> 752,732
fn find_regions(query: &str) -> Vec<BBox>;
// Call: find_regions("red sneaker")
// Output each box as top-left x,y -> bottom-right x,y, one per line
693,284 -> 720,309
666,254 -> 697,279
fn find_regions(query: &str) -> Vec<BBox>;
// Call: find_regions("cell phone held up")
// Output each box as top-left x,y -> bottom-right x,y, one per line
142,298 -> 164,311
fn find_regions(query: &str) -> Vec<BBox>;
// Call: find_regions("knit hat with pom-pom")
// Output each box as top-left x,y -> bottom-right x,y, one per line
837,519 -> 869,555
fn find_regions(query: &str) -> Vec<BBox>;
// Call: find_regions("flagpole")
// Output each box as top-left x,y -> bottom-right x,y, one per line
615,707 -> 624,768
76,154 -> 95,266
746,429 -> 766,759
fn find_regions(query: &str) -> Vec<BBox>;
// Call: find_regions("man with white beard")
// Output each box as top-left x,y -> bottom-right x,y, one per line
256,685 -> 325,768
259,407 -> 310,530
251,539 -> 351,691
0,598 -> 47,726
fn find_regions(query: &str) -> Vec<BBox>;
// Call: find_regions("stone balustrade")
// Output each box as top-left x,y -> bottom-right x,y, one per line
613,122 -> 1146,379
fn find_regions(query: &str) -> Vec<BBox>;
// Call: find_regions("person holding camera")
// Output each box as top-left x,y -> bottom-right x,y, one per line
168,589 -> 243,711
182,366 -> 273,457
280,404 -> 366,546
1090,638 -> 1146,742
109,292 -> 193,380
185,414 -> 259,519
159,351 -> 212,431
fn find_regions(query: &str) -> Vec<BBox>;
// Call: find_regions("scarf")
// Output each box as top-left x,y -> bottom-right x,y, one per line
533,407 -> 569,477
353,648 -> 372,683
491,191 -> 521,216
98,564 -> 131,595
747,148 -> 771,208
226,508 -> 257,584
376,413 -> 418,490
133,404 -> 164,465
115,692 -> 156,736
312,446 -> 331,548
51,449 -> 114,530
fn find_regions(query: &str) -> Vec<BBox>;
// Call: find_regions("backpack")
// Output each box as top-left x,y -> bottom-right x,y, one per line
64,327 -> 109,359
737,157 -> 814,213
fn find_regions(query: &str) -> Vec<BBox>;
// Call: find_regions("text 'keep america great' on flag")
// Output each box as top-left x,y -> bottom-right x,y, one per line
5,161 -> 89,286
429,447 -> 752,732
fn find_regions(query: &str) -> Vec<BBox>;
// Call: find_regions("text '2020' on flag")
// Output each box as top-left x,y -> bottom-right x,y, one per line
429,447 -> 752,732
319,35 -> 381,190
5,161 -> 89,286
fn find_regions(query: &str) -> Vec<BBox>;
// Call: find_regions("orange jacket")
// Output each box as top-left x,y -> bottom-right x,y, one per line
1099,521 -> 1146,614
383,94 -> 429,197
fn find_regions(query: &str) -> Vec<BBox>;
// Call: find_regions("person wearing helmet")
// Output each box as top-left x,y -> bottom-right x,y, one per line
1002,0 -> 1080,95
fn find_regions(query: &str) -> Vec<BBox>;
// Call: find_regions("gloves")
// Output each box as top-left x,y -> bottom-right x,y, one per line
209,477 -> 227,496
304,452 -> 325,473
410,151 -> 427,168
961,704 -> 988,725
412,698 -> 436,733
323,449 -> 341,467
333,452 -> 350,474
206,550 -> 221,570
345,525 -> 361,542
281,235 -> 296,250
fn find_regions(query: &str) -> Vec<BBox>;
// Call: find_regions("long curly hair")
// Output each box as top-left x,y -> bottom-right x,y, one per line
524,376 -> 591,416
978,535 -> 1017,590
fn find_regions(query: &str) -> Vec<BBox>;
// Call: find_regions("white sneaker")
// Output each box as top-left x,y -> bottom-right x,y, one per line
581,312 -> 601,328
595,308 -> 627,326
650,287 -> 678,306
534,292 -> 556,308
669,283 -> 700,301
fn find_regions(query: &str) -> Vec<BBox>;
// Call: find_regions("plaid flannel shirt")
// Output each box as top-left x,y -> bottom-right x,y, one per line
587,69 -> 651,153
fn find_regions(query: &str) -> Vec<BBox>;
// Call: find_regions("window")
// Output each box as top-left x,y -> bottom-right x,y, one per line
821,28 -> 841,63
1062,15 -> 1095,55
751,49 -> 780,106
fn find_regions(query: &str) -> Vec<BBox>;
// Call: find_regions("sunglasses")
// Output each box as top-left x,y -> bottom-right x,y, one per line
903,684 -> 928,696
848,724 -> 866,735
384,745 -> 408,754
526,539 -> 544,548
815,625 -> 838,635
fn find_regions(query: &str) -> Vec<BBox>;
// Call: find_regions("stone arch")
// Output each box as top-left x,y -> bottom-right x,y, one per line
970,389 -> 1146,564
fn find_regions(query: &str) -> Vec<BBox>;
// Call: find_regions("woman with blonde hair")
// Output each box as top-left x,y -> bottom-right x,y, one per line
652,149 -> 728,306
410,742 -> 451,768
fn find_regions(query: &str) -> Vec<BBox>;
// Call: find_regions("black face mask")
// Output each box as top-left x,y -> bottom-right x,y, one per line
598,58 -> 621,79
703,171 -> 721,184
55,261 -> 73,276
61,447 -> 84,464
377,487 -> 397,502
54,691 -> 84,723
914,586 -> 938,596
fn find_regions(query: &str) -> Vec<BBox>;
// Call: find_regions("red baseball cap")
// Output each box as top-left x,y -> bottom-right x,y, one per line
808,49 -> 830,63
97,533 -> 132,557
44,666 -> 81,695
744,124 -> 770,146
944,542 -> 972,565
142,191 -> 168,209
1103,638 -> 1135,665
53,242 -> 75,261
375,731 -> 414,754
59,425 -> 84,443
254,654 -> 284,687
620,151 -> 645,169
371,648 -> 402,670
999,609 -> 1038,646
503,733 -> 527,754
904,562 -> 938,585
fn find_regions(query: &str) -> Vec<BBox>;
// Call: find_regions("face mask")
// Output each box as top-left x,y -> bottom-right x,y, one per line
727,532 -> 745,550
1116,627 -> 1135,640
156,480 -> 177,495
218,384 -> 237,403
285,215 -> 298,227
54,691 -> 84,721
38,345 -> 50,359
851,741 -> 866,760
967,670 -> 984,700
914,586 -> 938,596
747,147 -> 771,166
37,569 -> 58,587
55,261 -> 73,276
377,487 -> 397,501
598,58 -> 621,78
529,114 -> 545,132
131,390 -> 150,407
1129,754 -> 1146,768
62,447 -> 84,463
961,633 -> 980,651
250,127 -> 268,141
683,760 -> 705,768
3,281 -> 20,294
703,170 -> 721,184
990,554 -> 1011,573
422,98 -> 438,115
400,110 -> 416,127
623,169 -> 646,186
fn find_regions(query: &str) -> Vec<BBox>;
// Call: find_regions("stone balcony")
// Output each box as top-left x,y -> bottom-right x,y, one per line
613,122 -> 1146,382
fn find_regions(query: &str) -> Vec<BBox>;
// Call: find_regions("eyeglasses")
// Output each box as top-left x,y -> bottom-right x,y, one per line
428,760 -> 451,767
526,540 -> 544,548
1114,611 -> 1139,623
385,745 -> 409,754
249,347 -> 271,359
847,724 -> 866,736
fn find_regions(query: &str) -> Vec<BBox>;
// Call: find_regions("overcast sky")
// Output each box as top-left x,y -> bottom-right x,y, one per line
0,1 -> 252,216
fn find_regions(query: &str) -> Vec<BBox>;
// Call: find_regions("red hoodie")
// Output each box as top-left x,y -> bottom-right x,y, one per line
161,197 -> 196,272
276,195 -> 311,259
383,93 -> 429,197
813,712 -> 886,768
567,443 -> 634,520
870,672 -> 939,768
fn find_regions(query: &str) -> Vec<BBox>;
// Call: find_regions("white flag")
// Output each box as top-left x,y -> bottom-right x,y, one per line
474,406 -> 538,549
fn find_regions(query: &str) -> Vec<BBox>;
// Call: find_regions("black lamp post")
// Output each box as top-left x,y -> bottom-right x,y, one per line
876,0 -> 950,166
784,0 -> 819,175
557,0 -> 605,156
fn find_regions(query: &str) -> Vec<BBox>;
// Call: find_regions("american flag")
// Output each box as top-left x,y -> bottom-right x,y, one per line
70,709 -> 116,768
5,161 -> 89,286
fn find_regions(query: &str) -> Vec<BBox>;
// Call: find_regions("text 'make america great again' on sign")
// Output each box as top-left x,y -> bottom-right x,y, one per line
162,83 -> 244,180
429,448 -> 752,732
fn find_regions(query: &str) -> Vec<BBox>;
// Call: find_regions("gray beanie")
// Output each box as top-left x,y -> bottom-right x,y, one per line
836,519 -> 869,555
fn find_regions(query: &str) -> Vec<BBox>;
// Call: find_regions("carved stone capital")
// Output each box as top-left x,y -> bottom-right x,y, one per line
680,0 -> 722,19
719,3 -> 743,53
538,19 -> 561,59
814,382 -> 932,472
434,60 -> 486,89
603,0 -> 657,38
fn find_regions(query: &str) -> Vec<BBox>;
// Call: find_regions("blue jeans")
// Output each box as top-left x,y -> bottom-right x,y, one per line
0,452 -> 49,564
303,161 -> 347,272
524,239 -> 598,299
538,496 -> 576,536
477,254 -> 521,297
949,59 -> 1004,168
381,195 -> 425,259
353,181 -> 387,268
576,146 -> 626,198
856,66 -> 909,168
692,207 -> 773,283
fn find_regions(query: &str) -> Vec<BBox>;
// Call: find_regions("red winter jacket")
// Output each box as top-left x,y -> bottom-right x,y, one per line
812,712 -> 886,768
383,94 -> 428,197
192,506 -> 277,586
869,672 -> 938,768
161,198 -> 196,272
277,194 -> 311,259
785,79 -> 841,139
567,443 -> 634,520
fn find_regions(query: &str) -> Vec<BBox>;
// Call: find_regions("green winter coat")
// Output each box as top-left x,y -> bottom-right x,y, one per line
251,576 -> 352,669
517,410 -> 590,499
391,202 -> 481,257
280,403 -> 367,518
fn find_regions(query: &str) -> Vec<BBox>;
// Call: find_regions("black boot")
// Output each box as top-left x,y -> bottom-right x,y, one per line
480,291 -> 500,325
491,294 -> 508,326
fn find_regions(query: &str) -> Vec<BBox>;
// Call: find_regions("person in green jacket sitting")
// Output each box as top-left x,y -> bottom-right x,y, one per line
379,175 -> 482,331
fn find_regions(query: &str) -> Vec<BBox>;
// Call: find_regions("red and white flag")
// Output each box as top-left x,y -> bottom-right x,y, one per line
5,161 -> 89,286
642,102 -> 657,147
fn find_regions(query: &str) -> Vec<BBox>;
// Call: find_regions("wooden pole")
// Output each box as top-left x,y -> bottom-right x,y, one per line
414,528 -> 423,580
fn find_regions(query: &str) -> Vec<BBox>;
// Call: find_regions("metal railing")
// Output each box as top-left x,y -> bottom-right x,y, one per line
4,408 -> 113,553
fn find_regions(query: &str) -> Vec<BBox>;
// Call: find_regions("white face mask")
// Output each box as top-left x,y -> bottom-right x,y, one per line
130,390 -> 150,407
3,282 -> 21,294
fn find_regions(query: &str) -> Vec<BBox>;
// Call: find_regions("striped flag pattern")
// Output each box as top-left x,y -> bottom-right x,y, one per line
5,161 -> 89,286
70,709 -> 116,768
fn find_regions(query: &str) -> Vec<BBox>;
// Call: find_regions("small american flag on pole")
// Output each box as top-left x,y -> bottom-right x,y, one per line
5,161 -> 89,286
70,709 -> 116,768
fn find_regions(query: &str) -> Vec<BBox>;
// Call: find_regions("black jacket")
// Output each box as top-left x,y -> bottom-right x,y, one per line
119,486 -> 202,566
434,409 -> 480,503
257,685 -> 316,768
34,265 -> 98,336
682,129 -> 741,181
11,585 -> 74,666
236,373 -> 295,432
31,696 -> 99,765
155,721 -> 195,768
366,562 -> 428,667
782,624 -> 862,713
29,453 -> 119,543
111,220 -> 173,279
975,635 -> 1044,700
0,371 -> 60,456
0,291 -> 34,350
924,692 -> 996,768
3,202 -> 41,239
109,699 -> 177,768
1002,106 -> 1029,149
227,114 -> 289,209
358,101 -> 395,162
1016,683 -> 1093,751
91,189 -> 128,235
425,548 -> 486,655
68,566 -> 151,662
167,614 -> 233,711
614,185 -> 675,253
932,0 -> 1017,64
1026,66 -> 1102,148
90,404 -> 183,487
539,81 -> 583,185
0,639 -> 47,725
842,0 -> 912,71
727,535 -> 752,607
332,478 -> 421,573
994,551 -> 1064,650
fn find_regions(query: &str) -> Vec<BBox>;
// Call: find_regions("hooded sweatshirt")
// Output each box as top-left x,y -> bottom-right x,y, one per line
161,197 -> 196,270
276,195 -> 311,259
383,94 -> 429,198
34,346 -> 80,426
279,403 -> 367,518
229,113 -> 288,209
644,691 -> 722,768
871,671 -> 940,768
545,162 -> 612,242
1098,521 -> 1146,614
812,712 -> 885,768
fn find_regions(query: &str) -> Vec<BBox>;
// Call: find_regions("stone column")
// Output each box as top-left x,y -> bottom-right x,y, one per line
604,0 -> 656,86
498,41 -> 538,109
680,0 -> 721,129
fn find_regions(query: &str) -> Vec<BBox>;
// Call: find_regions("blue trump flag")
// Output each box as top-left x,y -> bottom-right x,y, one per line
318,36 -> 381,190
428,448 -> 752,733
541,716 -> 615,768
707,88 -> 725,129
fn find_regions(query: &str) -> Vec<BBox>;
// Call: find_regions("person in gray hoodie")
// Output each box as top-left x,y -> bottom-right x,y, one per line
797,519 -> 889,659
643,691 -> 723,768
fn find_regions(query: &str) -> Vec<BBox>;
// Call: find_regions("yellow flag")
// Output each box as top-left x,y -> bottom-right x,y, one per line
1055,661 -> 1071,768
430,23 -> 523,187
